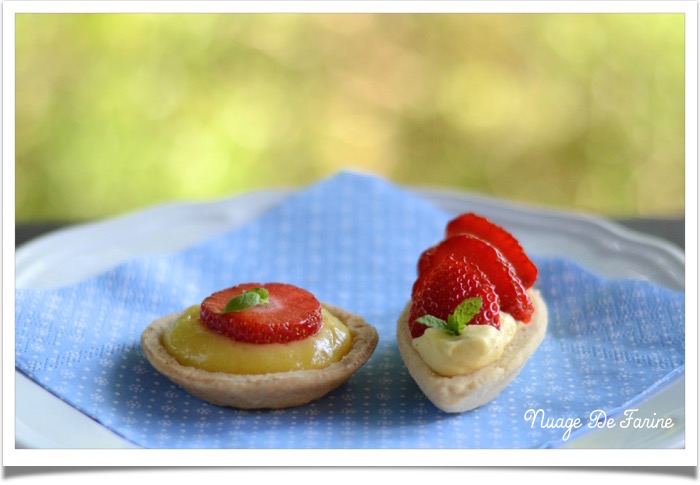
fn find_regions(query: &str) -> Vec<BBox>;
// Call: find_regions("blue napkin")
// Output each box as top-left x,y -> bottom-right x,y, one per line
15,172 -> 685,448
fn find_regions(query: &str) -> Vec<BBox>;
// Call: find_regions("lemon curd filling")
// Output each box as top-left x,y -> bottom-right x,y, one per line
161,305 -> 353,374
412,313 -> 520,377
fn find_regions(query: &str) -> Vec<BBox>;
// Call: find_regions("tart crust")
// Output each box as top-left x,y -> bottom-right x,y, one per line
141,303 -> 378,409
397,289 -> 548,413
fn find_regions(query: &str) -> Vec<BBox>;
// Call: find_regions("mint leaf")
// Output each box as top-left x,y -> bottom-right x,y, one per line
449,297 -> 482,334
446,314 -> 464,336
222,287 -> 269,313
252,287 -> 269,302
416,297 -> 482,337
416,315 -> 448,332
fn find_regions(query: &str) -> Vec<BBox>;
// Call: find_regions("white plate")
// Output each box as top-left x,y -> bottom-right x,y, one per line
14,186 -> 686,449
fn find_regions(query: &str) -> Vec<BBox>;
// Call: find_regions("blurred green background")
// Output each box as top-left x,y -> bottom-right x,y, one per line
16,13 -> 685,222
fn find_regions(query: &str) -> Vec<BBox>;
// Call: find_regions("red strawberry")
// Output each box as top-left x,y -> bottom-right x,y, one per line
417,244 -> 437,276
445,213 -> 538,288
200,283 -> 323,344
413,235 -> 534,322
409,256 -> 500,338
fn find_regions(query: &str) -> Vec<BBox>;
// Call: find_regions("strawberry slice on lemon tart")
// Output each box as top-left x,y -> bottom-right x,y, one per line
142,282 -> 378,409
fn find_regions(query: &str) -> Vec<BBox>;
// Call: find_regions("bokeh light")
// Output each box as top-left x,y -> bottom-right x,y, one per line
15,13 -> 684,221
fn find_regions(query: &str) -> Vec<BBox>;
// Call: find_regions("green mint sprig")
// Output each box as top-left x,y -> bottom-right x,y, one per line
416,297 -> 482,336
222,287 -> 269,313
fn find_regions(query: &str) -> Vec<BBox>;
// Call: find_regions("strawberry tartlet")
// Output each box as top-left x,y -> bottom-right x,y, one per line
397,213 -> 548,413
142,283 -> 378,409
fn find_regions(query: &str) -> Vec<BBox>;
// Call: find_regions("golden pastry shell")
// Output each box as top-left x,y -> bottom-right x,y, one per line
141,303 -> 378,409
396,289 -> 548,413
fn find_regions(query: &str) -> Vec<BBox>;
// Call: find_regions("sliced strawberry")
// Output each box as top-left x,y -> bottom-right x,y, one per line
409,256 -> 500,338
417,244 -> 437,276
445,213 -> 538,288
200,283 -> 323,344
412,242 -> 446,296
413,235 -> 533,322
